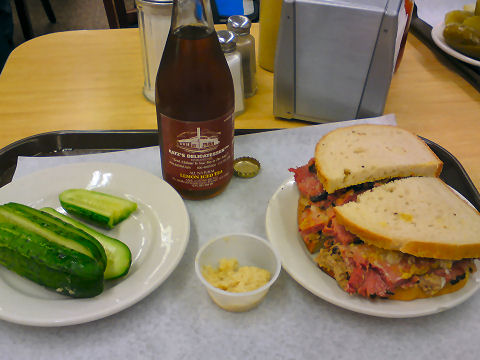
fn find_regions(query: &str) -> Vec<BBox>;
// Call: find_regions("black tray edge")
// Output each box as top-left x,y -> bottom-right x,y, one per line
0,129 -> 276,187
0,129 -> 478,211
421,137 -> 480,211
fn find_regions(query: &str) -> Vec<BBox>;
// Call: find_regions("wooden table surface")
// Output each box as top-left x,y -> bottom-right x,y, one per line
0,25 -> 479,189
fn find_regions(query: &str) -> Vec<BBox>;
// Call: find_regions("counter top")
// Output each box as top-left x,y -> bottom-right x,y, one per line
0,25 -> 479,188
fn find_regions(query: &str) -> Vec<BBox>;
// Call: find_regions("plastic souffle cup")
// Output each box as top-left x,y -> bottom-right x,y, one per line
195,233 -> 281,312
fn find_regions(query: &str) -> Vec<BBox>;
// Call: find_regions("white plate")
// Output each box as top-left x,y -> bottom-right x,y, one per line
266,177 -> 480,318
431,22 -> 480,67
0,162 -> 189,326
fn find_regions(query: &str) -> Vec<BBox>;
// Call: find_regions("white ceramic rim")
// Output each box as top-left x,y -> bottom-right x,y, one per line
0,162 -> 190,326
265,176 -> 480,318
431,21 -> 480,67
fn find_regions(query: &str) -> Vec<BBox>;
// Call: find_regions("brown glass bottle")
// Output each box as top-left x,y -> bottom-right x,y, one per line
155,0 -> 235,200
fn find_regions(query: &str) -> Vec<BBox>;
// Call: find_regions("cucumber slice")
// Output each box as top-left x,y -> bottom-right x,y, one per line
0,223 -> 104,298
41,207 -> 132,280
59,189 -> 137,229
0,202 -> 107,271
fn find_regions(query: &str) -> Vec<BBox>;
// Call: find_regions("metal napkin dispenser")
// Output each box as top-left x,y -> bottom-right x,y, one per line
273,0 -> 409,123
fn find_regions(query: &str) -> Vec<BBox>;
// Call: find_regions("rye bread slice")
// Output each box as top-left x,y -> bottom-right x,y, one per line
334,177 -> 480,260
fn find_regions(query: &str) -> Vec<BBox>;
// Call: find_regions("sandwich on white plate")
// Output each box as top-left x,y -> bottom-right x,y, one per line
289,124 -> 480,300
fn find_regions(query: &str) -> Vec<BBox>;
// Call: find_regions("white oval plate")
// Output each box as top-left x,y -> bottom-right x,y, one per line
0,162 -> 189,326
431,21 -> 480,67
266,177 -> 480,318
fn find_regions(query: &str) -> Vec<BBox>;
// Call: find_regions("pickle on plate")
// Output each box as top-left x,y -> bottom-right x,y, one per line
59,189 -> 137,229
445,10 -> 472,25
443,4 -> 480,60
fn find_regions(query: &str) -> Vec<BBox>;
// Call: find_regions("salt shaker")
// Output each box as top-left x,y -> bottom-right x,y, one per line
217,30 -> 244,117
136,0 -> 172,103
227,15 -> 257,98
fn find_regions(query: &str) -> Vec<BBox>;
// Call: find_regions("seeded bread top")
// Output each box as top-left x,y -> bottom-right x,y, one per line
334,177 -> 480,260
314,125 -> 443,193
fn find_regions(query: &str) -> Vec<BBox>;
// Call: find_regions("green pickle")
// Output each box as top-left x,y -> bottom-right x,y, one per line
445,10 -> 472,25
443,5 -> 480,59
464,16 -> 480,32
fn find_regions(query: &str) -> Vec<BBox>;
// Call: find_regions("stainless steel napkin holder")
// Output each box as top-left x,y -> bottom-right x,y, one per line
273,0 -> 409,123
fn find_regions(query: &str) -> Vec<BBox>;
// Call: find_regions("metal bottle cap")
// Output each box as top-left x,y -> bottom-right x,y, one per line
217,30 -> 237,53
233,157 -> 261,178
227,15 -> 252,35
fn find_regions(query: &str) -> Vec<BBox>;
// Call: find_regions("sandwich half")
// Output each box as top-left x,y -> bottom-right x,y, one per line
289,124 -> 443,253
317,177 -> 480,300
288,124 -> 480,300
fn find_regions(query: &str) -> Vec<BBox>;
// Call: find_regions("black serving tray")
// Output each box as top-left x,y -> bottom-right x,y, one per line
0,129 -> 478,211
0,129 -> 271,188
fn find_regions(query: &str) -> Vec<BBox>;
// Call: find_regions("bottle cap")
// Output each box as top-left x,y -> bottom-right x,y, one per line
227,15 -> 252,35
233,157 -> 260,178
217,30 -> 237,53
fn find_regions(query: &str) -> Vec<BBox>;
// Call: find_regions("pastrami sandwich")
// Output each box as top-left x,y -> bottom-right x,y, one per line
318,176 -> 480,300
289,125 -> 480,300
289,124 -> 442,254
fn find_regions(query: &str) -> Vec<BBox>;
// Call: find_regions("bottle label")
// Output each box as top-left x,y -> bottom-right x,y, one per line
160,113 -> 234,192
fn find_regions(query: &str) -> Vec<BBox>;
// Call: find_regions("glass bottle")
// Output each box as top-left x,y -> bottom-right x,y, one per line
136,0 -> 172,103
155,0 -> 235,200
217,30 -> 244,117
394,0 -> 414,73
227,15 -> 257,98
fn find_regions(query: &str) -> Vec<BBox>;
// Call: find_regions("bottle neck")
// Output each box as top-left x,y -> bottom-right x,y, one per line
171,0 -> 214,32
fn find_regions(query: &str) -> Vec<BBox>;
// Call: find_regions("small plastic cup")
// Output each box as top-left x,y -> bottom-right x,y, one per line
195,233 -> 281,312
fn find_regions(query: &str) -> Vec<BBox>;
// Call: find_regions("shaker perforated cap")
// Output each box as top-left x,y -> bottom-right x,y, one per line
227,15 -> 252,35
217,30 -> 237,53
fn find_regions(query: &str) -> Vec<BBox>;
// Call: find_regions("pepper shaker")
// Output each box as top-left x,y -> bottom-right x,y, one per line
218,30 -> 245,117
227,15 -> 257,98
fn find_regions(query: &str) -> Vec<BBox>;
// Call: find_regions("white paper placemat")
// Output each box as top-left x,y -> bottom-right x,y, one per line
3,114 -> 480,360
13,115 -> 396,244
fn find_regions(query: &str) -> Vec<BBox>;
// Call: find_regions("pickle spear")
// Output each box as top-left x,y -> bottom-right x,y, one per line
443,3 -> 480,60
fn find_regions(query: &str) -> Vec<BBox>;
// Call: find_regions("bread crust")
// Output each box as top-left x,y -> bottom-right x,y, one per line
334,177 -> 480,260
314,124 -> 443,193
335,209 -> 480,260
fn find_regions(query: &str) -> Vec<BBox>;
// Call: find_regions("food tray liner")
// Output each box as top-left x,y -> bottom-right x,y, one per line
0,129 -> 478,211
